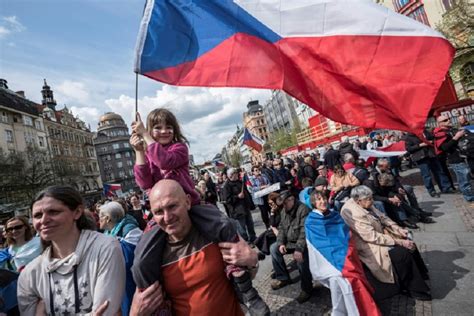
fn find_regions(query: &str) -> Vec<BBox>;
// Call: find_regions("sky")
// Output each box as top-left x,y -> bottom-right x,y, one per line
0,0 -> 271,164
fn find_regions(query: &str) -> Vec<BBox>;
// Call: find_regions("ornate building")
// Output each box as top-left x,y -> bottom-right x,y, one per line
243,100 -> 268,163
93,112 -> 137,193
40,80 -> 102,200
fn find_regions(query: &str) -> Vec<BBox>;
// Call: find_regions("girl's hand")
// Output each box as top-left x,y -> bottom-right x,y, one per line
130,134 -> 145,152
131,112 -> 147,136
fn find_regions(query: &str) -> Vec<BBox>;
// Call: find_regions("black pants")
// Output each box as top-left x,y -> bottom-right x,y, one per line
259,198 -> 271,229
389,245 -> 429,294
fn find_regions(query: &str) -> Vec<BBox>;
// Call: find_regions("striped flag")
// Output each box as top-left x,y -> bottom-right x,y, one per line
305,210 -> 381,316
134,0 -> 453,133
243,128 -> 264,152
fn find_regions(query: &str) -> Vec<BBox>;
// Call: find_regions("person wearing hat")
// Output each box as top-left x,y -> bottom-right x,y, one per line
270,190 -> 312,303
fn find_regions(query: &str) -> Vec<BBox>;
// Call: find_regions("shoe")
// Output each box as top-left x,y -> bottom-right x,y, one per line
442,188 -> 456,194
257,251 -> 266,261
402,220 -> 419,229
295,290 -> 311,304
418,209 -> 433,217
409,291 -> 432,301
270,271 -> 276,279
271,279 -> 292,290
429,191 -> 440,198
419,217 -> 435,224
246,295 -> 270,316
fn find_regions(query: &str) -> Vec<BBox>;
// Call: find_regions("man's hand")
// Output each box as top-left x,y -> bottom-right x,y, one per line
237,192 -> 245,199
279,244 -> 287,255
389,196 -> 401,206
398,188 -> 406,195
219,235 -> 258,268
293,251 -> 303,263
399,239 -> 415,250
130,282 -> 164,316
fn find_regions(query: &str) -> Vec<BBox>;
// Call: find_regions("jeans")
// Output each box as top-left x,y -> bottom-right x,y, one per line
450,162 -> 474,202
417,157 -> 451,193
236,211 -> 257,242
373,201 -> 387,215
270,243 -> 313,293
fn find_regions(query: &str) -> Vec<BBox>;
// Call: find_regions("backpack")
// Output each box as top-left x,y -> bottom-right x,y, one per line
457,129 -> 474,158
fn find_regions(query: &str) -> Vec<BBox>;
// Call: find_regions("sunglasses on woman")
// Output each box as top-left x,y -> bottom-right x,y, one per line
6,224 -> 24,232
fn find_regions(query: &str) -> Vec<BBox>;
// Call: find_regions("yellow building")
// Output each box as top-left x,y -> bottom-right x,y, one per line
243,100 -> 268,163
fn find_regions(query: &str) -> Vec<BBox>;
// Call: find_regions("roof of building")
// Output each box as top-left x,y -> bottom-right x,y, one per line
0,88 -> 40,116
99,112 -> 123,122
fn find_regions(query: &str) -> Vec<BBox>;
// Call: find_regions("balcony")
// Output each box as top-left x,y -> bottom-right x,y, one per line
296,122 -> 359,145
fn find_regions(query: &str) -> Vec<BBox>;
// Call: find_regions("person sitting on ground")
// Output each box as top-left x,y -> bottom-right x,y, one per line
352,158 -> 370,184
254,192 -> 282,258
270,191 -> 313,304
129,180 -> 261,316
99,201 -> 143,315
341,186 -> 431,302
305,190 -> 381,316
329,164 -> 360,212
0,216 -> 41,273
18,186 -> 125,315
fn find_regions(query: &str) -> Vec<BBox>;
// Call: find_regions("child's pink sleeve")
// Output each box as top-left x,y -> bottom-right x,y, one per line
134,160 -> 161,190
146,142 -> 189,170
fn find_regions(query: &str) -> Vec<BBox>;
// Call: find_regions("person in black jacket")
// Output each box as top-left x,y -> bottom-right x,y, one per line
434,115 -> 474,202
223,168 -> 257,242
323,144 -> 341,171
405,132 -> 452,197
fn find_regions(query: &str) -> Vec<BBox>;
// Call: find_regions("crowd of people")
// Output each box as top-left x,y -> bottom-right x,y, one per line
1,108 -> 473,315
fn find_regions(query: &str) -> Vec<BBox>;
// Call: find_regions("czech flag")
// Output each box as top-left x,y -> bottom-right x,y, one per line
305,210 -> 381,316
134,0 -> 454,134
243,128 -> 264,152
103,183 -> 122,197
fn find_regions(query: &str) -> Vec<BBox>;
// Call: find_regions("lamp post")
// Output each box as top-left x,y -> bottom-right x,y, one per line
45,130 -> 61,183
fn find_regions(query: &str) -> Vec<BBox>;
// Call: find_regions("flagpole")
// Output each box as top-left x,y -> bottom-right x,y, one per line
135,72 -> 139,117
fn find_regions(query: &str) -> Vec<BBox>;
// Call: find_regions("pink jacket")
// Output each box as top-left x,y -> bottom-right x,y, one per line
134,142 -> 200,205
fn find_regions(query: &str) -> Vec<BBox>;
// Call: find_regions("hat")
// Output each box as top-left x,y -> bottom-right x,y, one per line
279,190 -> 293,201
317,165 -> 326,170
314,177 -> 328,187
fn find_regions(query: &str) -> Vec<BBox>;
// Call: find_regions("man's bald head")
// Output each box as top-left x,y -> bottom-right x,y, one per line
149,179 -> 192,242
149,179 -> 187,204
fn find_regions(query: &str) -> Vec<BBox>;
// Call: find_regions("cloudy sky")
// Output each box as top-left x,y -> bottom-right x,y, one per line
1,0 -> 271,163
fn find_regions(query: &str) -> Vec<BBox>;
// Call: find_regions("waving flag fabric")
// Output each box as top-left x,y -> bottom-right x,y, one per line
305,210 -> 380,316
135,0 -> 454,133
103,183 -> 122,197
243,128 -> 264,152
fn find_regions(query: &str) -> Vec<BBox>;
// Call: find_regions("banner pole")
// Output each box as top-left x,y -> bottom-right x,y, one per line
135,72 -> 139,117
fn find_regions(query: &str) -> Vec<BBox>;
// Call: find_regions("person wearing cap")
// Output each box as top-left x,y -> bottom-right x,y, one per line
269,190 -> 312,303
434,115 -> 474,202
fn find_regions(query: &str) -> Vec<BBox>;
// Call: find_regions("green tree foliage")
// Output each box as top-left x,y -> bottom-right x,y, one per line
229,148 -> 243,167
435,0 -> 473,49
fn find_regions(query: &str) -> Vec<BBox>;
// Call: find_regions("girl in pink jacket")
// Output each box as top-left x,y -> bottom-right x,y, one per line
130,108 -> 269,315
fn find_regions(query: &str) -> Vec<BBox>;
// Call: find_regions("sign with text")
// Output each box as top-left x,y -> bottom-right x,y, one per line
254,183 -> 280,198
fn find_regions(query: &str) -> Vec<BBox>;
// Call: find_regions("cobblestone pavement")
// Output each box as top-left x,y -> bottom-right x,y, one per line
241,168 -> 474,315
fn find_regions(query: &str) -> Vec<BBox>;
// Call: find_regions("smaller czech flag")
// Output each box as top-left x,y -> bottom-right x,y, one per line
103,183 -> 122,197
243,128 -> 264,152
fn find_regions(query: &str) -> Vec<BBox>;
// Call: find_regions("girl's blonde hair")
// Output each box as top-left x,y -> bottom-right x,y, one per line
146,108 -> 188,144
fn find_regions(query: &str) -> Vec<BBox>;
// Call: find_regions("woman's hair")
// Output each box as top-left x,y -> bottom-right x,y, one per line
99,201 -> 125,224
309,190 -> 328,209
5,216 -> 33,246
304,156 -> 312,164
268,192 -> 281,206
146,108 -> 188,144
350,185 -> 373,201
378,173 -> 395,187
31,186 -> 92,231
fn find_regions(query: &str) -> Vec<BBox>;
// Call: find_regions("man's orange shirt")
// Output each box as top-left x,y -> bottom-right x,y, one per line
162,227 -> 244,316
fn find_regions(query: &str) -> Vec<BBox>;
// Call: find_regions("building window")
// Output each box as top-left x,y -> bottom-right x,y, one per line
112,143 -> 120,150
119,170 -> 125,178
34,120 -> 42,130
1,112 -> 8,123
23,116 -> 33,126
127,160 -> 133,166
38,136 -> 45,147
461,62 -> 474,95
115,153 -> 122,159
123,142 -> 130,148
64,146 -> 70,156
5,130 -> 13,143
52,144 -> 60,155
117,161 -> 123,168
125,151 -> 131,158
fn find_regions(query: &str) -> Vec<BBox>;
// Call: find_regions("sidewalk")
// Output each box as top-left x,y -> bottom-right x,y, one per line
246,169 -> 474,315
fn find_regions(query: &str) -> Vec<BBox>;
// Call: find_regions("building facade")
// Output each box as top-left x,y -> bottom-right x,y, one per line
40,80 -> 102,200
263,90 -> 300,134
243,100 -> 268,163
93,112 -> 137,193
